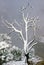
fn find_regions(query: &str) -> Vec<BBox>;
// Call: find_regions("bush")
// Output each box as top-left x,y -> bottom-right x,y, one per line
0,45 -> 22,65
0,34 -> 22,64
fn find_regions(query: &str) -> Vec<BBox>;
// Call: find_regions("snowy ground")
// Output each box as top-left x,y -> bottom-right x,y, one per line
3,61 -> 27,65
3,56 -> 42,65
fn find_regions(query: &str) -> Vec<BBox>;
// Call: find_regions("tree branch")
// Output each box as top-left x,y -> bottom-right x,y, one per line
27,39 -> 34,48
27,16 -> 37,24
7,30 -> 15,36
27,25 -> 32,30
23,13 -> 27,23
2,20 -> 12,29
19,1 -> 32,12
2,20 -> 25,43
27,42 -> 37,53
23,13 -> 30,24
14,20 -> 21,27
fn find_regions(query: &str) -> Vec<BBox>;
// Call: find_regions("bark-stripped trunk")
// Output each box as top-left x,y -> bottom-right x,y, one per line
25,53 -> 30,65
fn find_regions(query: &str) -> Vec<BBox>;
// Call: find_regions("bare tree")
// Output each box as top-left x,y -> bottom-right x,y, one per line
2,13 -> 39,65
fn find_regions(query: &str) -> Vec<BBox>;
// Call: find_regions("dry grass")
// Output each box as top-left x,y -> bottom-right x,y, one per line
36,61 -> 44,65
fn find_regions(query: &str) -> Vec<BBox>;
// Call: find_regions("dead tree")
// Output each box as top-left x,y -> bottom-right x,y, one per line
2,13 -> 38,65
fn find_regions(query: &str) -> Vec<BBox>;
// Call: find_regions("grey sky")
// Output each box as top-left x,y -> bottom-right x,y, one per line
0,0 -> 44,33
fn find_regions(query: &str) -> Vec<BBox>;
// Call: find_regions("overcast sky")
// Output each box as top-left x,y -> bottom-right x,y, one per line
0,0 -> 44,48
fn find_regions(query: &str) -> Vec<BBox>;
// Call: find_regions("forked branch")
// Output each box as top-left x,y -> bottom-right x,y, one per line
27,42 -> 37,53
2,20 -> 25,43
27,39 -> 34,48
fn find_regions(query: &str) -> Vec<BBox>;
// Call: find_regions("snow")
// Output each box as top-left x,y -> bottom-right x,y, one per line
0,41 -> 11,49
3,61 -> 27,65
3,55 -> 43,65
28,55 -> 43,64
